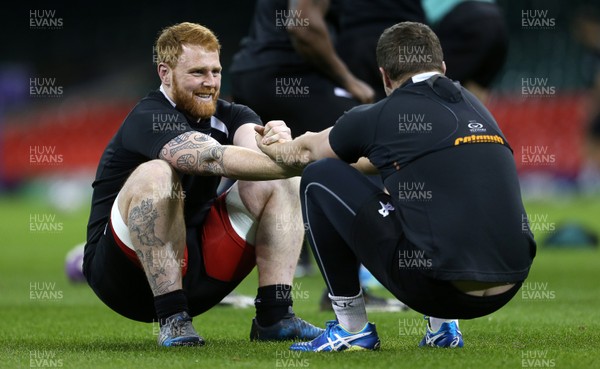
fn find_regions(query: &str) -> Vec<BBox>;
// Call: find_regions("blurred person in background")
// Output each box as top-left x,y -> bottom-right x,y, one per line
423,0 -> 508,103
83,22 -> 324,347
337,0 -> 426,102
573,6 -> 600,193
230,0 -> 374,136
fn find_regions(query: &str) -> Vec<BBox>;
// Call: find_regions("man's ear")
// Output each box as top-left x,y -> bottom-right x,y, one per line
379,67 -> 393,90
442,61 -> 447,75
158,63 -> 172,86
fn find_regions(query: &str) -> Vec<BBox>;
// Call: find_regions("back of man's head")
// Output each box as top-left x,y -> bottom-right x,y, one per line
155,22 -> 221,68
376,22 -> 444,83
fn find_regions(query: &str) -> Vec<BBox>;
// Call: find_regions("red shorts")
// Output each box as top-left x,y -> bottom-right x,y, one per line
110,192 -> 256,282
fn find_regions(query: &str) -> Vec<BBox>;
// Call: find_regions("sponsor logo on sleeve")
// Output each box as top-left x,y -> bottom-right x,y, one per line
454,134 -> 505,146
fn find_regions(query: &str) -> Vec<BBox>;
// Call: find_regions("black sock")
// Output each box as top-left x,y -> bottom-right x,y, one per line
255,285 -> 294,327
154,289 -> 189,326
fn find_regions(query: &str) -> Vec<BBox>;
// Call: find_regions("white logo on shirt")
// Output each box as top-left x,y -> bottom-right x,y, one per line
378,202 -> 395,217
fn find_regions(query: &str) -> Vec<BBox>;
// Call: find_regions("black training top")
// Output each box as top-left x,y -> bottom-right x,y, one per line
329,74 -> 536,282
86,90 -> 260,247
230,0 -> 340,72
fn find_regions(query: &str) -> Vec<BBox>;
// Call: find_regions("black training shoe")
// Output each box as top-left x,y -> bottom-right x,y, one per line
250,316 -> 325,341
158,311 -> 205,347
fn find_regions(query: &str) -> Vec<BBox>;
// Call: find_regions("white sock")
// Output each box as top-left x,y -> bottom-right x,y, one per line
329,291 -> 368,333
429,317 -> 459,332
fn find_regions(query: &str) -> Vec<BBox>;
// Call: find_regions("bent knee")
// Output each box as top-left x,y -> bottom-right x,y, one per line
123,160 -> 180,198
239,177 -> 299,198
134,159 -> 175,179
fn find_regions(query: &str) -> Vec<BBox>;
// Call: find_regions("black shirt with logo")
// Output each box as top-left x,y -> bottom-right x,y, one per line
86,90 -> 260,247
329,75 -> 536,282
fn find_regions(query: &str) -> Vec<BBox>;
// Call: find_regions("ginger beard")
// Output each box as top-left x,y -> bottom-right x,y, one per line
172,74 -> 219,120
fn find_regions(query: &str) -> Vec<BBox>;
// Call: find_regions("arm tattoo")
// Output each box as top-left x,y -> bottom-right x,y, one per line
175,146 -> 227,176
128,199 -> 165,247
168,140 -> 204,157
176,154 -> 196,171
159,132 -> 226,175
200,146 -> 226,174
166,131 -> 194,146
162,133 -> 212,157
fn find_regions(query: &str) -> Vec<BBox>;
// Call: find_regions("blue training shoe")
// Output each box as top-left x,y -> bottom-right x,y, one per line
419,316 -> 463,348
158,311 -> 205,347
250,316 -> 325,341
290,320 -> 380,352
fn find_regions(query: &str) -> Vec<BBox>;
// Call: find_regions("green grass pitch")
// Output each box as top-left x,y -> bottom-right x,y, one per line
0,194 -> 599,368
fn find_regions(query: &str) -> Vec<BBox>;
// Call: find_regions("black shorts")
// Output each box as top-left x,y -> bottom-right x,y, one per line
83,192 -> 256,323
231,65 -> 358,135
434,1 -> 508,88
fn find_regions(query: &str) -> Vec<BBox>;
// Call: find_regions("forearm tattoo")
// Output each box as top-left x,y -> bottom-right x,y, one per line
175,146 -> 227,176
160,132 -> 227,176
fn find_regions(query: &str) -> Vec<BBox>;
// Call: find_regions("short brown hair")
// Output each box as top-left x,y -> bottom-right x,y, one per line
155,22 -> 221,67
376,22 -> 444,82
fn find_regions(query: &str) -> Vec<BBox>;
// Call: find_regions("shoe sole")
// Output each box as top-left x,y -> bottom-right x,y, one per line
161,338 -> 206,347
345,341 -> 381,351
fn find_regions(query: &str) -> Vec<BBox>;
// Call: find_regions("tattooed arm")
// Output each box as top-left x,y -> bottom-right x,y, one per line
158,131 -> 299,179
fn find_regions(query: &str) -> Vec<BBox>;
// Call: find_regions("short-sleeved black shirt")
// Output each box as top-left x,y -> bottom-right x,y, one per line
85,90 -> 261,247
330,74 -> 536,282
